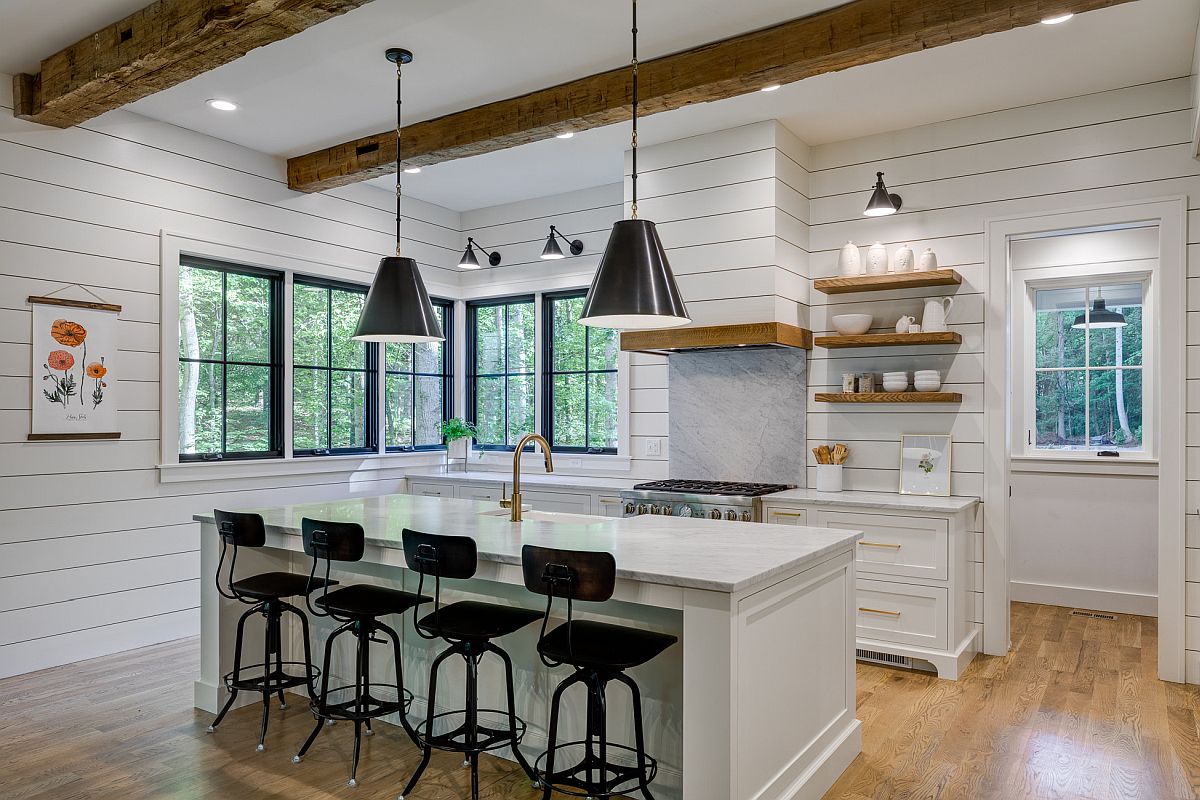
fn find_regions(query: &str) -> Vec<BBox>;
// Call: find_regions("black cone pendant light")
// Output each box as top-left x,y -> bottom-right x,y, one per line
863,171 -> 902,217
579,0 -> 689,330
353,48 -> 443,344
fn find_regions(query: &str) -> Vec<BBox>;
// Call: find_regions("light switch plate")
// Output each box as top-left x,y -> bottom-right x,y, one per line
645,438 -> 662,457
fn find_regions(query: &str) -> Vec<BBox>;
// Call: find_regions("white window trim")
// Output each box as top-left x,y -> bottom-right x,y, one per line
1012,264 -> 1156,464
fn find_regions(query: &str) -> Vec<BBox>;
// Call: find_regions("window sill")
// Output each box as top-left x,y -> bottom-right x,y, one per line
469,449 -> 633,475
1010,455 -> 1158,477
159,451 -> 447,484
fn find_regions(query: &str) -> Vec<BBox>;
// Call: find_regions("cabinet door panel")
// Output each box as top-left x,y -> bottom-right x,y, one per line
818,511 -> 948,581
856,579 -> 947,649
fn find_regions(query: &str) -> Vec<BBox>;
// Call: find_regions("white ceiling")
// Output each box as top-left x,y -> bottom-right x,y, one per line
1,0 -> 1197,212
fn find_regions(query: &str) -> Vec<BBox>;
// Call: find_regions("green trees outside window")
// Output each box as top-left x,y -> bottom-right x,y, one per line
1033,282 -> 1144,452
178,259 -> 282,460
468,297 -> 536,449
544,292 -> 619,453
293,279 -> 376,455
386,301 -> 451,450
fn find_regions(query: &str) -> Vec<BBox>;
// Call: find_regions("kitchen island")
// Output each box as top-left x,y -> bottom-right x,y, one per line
195,493 -> 862,800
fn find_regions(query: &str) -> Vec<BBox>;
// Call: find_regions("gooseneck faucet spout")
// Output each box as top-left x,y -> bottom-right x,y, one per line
505,433 -> 554,522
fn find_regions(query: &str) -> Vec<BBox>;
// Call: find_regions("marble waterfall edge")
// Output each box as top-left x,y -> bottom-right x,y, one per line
668,348 -> 806,484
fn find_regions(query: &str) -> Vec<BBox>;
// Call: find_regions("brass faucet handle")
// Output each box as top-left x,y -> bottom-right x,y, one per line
499,485 -> 512,509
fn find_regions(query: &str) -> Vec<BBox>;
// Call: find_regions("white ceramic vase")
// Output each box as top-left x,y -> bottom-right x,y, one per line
866,242 -> 889,275
917,248 -> 938,272
837,241 -> 862,276
815,464 -> 843,493
893,244 -> 914,273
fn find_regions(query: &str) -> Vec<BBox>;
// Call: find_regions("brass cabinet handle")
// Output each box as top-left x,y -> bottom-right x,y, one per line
858,541 -> 902,549
771,511 -> 805,518
858,607 -> 902,617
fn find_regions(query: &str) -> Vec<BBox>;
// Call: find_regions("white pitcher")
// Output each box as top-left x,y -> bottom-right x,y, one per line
921,296 -> 954,332
895,315 -> 916,334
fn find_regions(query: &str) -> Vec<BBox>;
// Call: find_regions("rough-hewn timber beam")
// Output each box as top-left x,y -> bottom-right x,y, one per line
13,0 -> 376,128
287,0 -> 1133,193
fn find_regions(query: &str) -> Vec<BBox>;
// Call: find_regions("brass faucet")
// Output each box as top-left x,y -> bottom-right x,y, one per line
499,433 -> 554,522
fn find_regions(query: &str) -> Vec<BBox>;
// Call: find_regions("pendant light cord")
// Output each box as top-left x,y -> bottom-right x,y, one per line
630,0 -> 639,220
395,58 -> 404,257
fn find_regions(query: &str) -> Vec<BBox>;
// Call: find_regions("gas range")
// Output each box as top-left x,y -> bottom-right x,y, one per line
619,480 -> 794,522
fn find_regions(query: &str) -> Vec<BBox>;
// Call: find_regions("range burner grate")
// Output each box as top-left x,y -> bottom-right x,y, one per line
631,479 -> 794,497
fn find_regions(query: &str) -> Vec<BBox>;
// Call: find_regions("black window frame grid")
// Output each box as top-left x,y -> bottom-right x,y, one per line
178,257 -> 284,462
384,299 -> 454,452
466,295 -> 536,451
292,276 -> 378,457
542,290 -> 619,455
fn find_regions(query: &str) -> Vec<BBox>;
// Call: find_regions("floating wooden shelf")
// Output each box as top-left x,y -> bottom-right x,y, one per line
814,269 -> 962,295
815,392 -> 962,404
620,322 -> 812,354
815,331 -> 962,349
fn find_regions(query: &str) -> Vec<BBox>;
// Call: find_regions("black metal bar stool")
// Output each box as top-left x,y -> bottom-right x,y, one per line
291,517 -> 430,788
521,545 -> 677,800
207,509 -> 333,751
398,529 -> 543,800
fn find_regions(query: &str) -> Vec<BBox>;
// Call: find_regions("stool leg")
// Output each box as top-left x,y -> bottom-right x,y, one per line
294,622 -> 347,763
380,621 -> 419,745
272,606 -> 287,708
542,671 -> 584,800
596,677 -> 609,795
362,622 -> 374,736
347,624 -> 367,788
256,603 -> 273,752
208,603 -> 256,732
615,672 -> 655,800
399,646 -> 454,800
494,643 -> 537,782
465,652 -> 479,798
289,603 -> 318,701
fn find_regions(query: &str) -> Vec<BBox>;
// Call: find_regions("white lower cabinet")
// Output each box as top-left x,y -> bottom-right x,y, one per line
406,477 -> 609,516
596,495 -> 626,517
761,497 -> 979,680
408,480 -> 454,498
515,489 -> 593,514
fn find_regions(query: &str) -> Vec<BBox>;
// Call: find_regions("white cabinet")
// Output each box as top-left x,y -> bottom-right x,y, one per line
455,483 -> 503,503
406,476 -> 610,516
408,480 -> 454,498
761,496 -> 978,680
518,489 -> 593,515
596,495 -> 626,517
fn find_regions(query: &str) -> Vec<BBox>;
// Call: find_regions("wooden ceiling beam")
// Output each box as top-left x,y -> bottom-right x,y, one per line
13,0 -> 377,128
287,0 -> 1133,193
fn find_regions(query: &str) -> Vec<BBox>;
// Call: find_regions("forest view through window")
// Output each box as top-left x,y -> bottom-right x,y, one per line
468,297 -> 536,448
544,292 -> 619,453
386,301 -> 451,450
1032,282 -> 1144,452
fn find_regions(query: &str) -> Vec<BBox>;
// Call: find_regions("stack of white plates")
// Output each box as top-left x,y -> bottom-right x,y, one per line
914,369 -> 941,392
882,371 -> 908,392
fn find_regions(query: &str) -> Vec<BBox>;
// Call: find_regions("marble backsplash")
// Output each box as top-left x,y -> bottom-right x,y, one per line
668,348 -> 807,485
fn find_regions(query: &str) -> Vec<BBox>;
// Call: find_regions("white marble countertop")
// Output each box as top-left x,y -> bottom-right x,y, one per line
405,469 -> 638,493
762,488 -> 979,513
195,493 -> 859,594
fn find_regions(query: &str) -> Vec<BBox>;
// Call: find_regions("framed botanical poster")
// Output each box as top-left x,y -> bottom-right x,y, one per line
28,295 -> 122,440
899,434 -> 951,496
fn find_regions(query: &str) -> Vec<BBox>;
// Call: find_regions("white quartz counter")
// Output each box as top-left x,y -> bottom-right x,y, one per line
195,492 -> 859,594
405,469 -> 637,493
764,488 -> 979,514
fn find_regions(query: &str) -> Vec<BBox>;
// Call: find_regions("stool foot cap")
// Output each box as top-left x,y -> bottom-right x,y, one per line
463,759 -> 470,768
364,729 -> 374,737
279,703 -> 289,710
205,725 -> 215,733
325,719 -> 337,726
292,755 -> 302,764
255,744 -> 265,752
347,778 -> 357,788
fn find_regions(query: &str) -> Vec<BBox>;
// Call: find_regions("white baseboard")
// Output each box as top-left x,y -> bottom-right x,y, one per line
1010,580 -> 1157,616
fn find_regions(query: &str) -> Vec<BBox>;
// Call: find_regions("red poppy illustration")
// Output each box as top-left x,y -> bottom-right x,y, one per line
47,350 -> 75,371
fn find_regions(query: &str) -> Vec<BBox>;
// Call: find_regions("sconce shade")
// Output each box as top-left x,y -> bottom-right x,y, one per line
579,219 -> 690,329
353,256 -> 444,342
541,233 -> 565,260
864,171 -> 902,217
458,244 -> 481,269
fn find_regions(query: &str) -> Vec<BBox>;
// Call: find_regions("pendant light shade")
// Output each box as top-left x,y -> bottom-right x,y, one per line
1072,298 -> 1127,329
541,225 -> 584,260
354,255 -> 443,342
352,47 -> 444,343
864,171 -> 902,217
579,219 -> 689,329
541,235 -> 565,260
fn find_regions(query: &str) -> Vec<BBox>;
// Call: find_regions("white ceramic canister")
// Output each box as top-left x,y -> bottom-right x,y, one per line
815,464 -> 844,493
838,241 -> 862,276
893,244 -> 914,273
866,242 -> 889,275
917,248 -> 938,272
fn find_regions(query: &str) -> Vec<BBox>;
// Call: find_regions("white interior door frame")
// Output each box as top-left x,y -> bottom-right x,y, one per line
983,198 -> 1186,680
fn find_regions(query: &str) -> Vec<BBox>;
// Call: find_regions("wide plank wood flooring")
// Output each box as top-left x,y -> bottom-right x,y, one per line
2,602 -> 1199,799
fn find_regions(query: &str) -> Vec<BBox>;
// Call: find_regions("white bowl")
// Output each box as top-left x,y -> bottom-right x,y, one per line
883,381 -> 908,393
883,371 -> 908,378
832,314 -> 872,335
914,382 -> 941,392
915,369 -> 940,377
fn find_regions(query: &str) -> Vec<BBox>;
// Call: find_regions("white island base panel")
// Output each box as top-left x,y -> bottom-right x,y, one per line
196,495 -> 862,800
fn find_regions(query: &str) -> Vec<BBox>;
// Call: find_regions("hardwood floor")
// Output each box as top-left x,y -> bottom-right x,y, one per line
1,602 -> 1199,799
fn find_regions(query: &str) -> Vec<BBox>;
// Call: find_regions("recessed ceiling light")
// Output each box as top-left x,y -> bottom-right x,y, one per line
760,84 -> 781,92
556,131 -> 574,139
206,98 -> 238,111
1040,13 -> 1073,24
403,167 -> 421,174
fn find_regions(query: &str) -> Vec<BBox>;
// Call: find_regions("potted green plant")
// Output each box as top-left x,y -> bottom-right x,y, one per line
439,418 -> 477,472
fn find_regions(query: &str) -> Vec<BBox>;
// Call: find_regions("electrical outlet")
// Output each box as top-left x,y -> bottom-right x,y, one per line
645,438 -> 662,457
567,458 -> 582,468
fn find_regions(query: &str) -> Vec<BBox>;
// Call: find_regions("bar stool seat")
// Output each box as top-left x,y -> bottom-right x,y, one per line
417,600 -> 542,641
315,584 -> 428,617
230,571 -> 333,601
538,620 -> 675,671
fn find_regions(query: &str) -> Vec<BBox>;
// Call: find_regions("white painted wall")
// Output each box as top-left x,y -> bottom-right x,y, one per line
0,73 -> 463,678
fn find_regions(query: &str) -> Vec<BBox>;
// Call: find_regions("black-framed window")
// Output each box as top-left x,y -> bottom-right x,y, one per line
543,291 -> 619,453
467,296 -> 536,449
385,300 -> 452,451
178,258 -> 283,461
292,278 -> 377,456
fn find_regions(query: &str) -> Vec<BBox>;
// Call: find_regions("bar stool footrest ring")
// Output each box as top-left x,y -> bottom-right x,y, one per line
413,708 -> 527,754
534,741 -> 658,798
223,661 -> 318,694
309,682 -> 413,722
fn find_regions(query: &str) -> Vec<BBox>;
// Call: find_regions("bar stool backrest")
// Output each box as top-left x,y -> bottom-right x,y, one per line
401,529 -> 477,640
212,509 -> 266,603
522,545 -> 616,667
301,517 -> 365,619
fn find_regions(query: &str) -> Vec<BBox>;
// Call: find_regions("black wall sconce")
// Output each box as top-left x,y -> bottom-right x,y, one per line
863,171 -> 902,217
540,226 -> 585,260
458,237 -> 501,269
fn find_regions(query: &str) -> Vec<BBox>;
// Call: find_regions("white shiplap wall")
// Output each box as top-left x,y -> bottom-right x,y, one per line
806,76 -> 1200,658
0,73 -> 463,678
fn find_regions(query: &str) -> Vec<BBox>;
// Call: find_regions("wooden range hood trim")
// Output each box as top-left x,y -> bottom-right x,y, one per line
620,322 -> 813,355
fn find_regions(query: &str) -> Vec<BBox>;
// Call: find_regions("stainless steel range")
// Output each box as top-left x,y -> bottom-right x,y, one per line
619,480 -> 794,522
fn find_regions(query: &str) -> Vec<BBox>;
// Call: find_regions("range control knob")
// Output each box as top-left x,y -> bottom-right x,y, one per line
660,505 -> 673,515
708,509 -> 721,520
637,504 -> 649,515
624,502 -> 636,515
724,509 -> 738,520
676,505 -> 694,517
740,511 -> 752,522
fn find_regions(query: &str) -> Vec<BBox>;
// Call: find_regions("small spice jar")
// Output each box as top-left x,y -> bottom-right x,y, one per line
859,372 -> 876,393
842,372 -> 857,393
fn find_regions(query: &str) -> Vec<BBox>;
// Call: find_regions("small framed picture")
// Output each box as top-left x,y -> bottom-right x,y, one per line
899,434 -> 952,496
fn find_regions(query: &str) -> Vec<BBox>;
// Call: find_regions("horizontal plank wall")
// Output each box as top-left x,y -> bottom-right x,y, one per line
0,72 -> 462,678
807,76 -> 1200,659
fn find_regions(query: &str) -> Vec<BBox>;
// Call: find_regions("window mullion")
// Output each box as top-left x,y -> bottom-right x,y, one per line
220,270 -> 228,456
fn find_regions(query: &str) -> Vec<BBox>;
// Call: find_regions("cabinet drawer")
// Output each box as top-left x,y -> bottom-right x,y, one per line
856,579 -> 947,650
408,481 -> 453,498
455,484 -> 503,502
818,511 -> 948,581
519,489 -> 593,514
596,496 -> 626,518
764,507 -> 808,526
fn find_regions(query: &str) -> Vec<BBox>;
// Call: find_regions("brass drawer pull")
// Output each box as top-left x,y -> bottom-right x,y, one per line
858,541 -> 902,549
772,511 -> 805,518
858,607 -> 902,617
